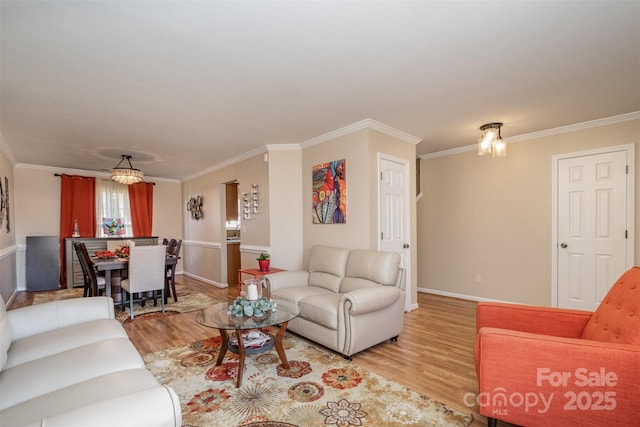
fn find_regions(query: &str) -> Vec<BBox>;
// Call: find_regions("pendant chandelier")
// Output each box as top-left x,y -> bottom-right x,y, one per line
111,154 -> 144,185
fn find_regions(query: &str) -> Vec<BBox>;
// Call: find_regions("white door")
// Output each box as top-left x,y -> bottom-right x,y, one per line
378,154 -> 412,311
556,149 -> 630,310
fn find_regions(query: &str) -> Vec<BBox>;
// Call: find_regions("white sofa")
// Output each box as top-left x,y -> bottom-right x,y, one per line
0,296 -> 181,427
265,245 -> 405,358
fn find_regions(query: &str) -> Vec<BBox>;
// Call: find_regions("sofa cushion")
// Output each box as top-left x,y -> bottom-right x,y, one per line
344,250 -> 400,286
0,368 -> 159,427
0,337 -> 144,410
581,267 -> 640,345
271,286 -> 333,315
0,298 -> 12,373
308,246 -> 350,292
298,293 -> 342,330
5,318 -> 128,370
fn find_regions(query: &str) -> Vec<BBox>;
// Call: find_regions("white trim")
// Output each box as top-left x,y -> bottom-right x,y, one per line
420,111 -> 640,160
182,272 -> 227,288
0,244 -> 18,259
551,143 -> 635,308
182,240 -> 222,249
182,146 -> 269,182
0,134 -> 17,165
418,287 -> 517,304
301,118 -> 421,148
265,144 -> 301,152
240,245 -> 270,255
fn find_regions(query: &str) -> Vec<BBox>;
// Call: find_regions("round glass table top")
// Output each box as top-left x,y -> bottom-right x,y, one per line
196,302 -> 297,330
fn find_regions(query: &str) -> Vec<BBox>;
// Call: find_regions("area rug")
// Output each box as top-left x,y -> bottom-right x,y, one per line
32,283 -> 218,323
143,331 -> 473,427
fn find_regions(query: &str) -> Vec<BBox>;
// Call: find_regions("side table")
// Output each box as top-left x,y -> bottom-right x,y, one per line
238,268 -> 286,297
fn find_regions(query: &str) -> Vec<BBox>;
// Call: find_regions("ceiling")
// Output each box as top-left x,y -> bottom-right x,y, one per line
1,1 -> 639,181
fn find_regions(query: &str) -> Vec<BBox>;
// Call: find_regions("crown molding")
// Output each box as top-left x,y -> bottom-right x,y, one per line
182,146 -> 269,182
300,118 -> 421,148
420,111 -> 640,160
0,134 -> 17,166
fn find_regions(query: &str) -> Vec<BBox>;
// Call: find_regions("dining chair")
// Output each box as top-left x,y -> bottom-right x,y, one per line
73,242 -> 106,297
120,245 -> 167,320
165,239 -> 182,303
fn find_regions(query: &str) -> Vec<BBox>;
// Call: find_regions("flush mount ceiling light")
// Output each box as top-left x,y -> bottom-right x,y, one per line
477,122 -> 506,158
111,154 -> 144,185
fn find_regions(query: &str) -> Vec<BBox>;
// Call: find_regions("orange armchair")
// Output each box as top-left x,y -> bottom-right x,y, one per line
474,267 -> 640,427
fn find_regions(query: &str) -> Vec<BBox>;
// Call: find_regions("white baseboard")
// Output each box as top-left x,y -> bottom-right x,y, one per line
417,287 -> 515,304
182,271 -> 227,289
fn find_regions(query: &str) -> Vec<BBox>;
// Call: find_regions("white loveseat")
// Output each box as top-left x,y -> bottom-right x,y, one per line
0,296 -> 181,427
265,245 -> 405,358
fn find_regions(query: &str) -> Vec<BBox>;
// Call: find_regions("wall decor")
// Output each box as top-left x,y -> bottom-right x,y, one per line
102,218 -> 125,236
187,195 -> 203,220
4,176 -> 10,232
312,159 -> 346,224
251,183 -> 260,213
242,192 -> 251,220
0,177 -> 4,228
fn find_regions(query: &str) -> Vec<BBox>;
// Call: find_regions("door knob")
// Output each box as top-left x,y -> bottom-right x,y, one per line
403,243 -> 410,249
560,243 -> 568,249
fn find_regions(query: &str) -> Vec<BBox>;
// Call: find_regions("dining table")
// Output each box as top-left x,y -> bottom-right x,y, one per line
91,254 -> 179,303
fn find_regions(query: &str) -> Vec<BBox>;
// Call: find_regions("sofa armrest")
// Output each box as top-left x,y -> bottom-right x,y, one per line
476,302 -> 592,338
17,386 -> 181,427
7,297 -> 115,341
476,327 -> 640,426
341,286 -> 402,315
265,271 -> 310,293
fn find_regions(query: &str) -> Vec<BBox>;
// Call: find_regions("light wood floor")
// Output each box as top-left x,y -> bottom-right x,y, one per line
10,275 -> 504,427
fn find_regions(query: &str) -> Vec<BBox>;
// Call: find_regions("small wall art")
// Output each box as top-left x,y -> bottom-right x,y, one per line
312,159 -> 346,224
187,195 -> 203,220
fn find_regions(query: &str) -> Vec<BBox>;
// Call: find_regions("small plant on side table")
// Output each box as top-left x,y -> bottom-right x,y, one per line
257,252 -> 270,271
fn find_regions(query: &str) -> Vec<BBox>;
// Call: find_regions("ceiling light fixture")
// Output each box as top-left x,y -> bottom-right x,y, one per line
478,122 -> 506,158
111,154 -> 144,185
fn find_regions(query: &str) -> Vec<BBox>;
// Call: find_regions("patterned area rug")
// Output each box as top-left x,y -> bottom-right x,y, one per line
143,331 -> 473,427
32,283 -> 218,323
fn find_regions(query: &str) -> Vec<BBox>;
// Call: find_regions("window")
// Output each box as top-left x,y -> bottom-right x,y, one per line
95,179 -> 133,237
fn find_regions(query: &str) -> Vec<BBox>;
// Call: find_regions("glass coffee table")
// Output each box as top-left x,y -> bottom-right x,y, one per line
196,302 -> 297,388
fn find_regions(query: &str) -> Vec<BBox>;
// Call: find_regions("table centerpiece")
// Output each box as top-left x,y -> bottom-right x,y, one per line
227,296 -> 277,318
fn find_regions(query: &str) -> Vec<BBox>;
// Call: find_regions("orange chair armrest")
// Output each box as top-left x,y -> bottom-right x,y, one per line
476,302 -> 592,338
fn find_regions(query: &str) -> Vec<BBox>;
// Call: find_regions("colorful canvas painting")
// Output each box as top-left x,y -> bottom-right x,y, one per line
102,218 -> 125,236
312,159 -> 346,224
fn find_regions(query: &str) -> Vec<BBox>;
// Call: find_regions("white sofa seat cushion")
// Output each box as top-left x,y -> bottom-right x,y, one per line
271,286 -> 333,315
298,293 -> 342,330
4,319 -> 128,370
0,337 -> 144,410
0,368 -> 160,427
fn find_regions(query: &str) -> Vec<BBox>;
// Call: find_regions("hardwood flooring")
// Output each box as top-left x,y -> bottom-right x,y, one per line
9,275 -> 508,427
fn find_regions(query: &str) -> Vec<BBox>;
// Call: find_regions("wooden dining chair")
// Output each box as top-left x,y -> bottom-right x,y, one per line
73,242 -> 106,297
120,245 -> 166,320
165,239 -> 182,303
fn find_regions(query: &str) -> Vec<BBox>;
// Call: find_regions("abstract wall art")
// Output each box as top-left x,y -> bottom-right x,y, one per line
312,159 -> 346,224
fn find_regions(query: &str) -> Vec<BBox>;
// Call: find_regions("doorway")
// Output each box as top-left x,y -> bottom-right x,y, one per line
378,153 -> 412,311
552,144 -> 635,310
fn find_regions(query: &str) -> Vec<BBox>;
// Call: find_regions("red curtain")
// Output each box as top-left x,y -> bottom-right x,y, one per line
128,182 -> 154,237
59,174 -> 96,287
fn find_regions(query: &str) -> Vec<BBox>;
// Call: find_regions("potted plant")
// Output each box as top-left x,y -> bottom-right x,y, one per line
257,252 -> 270,272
